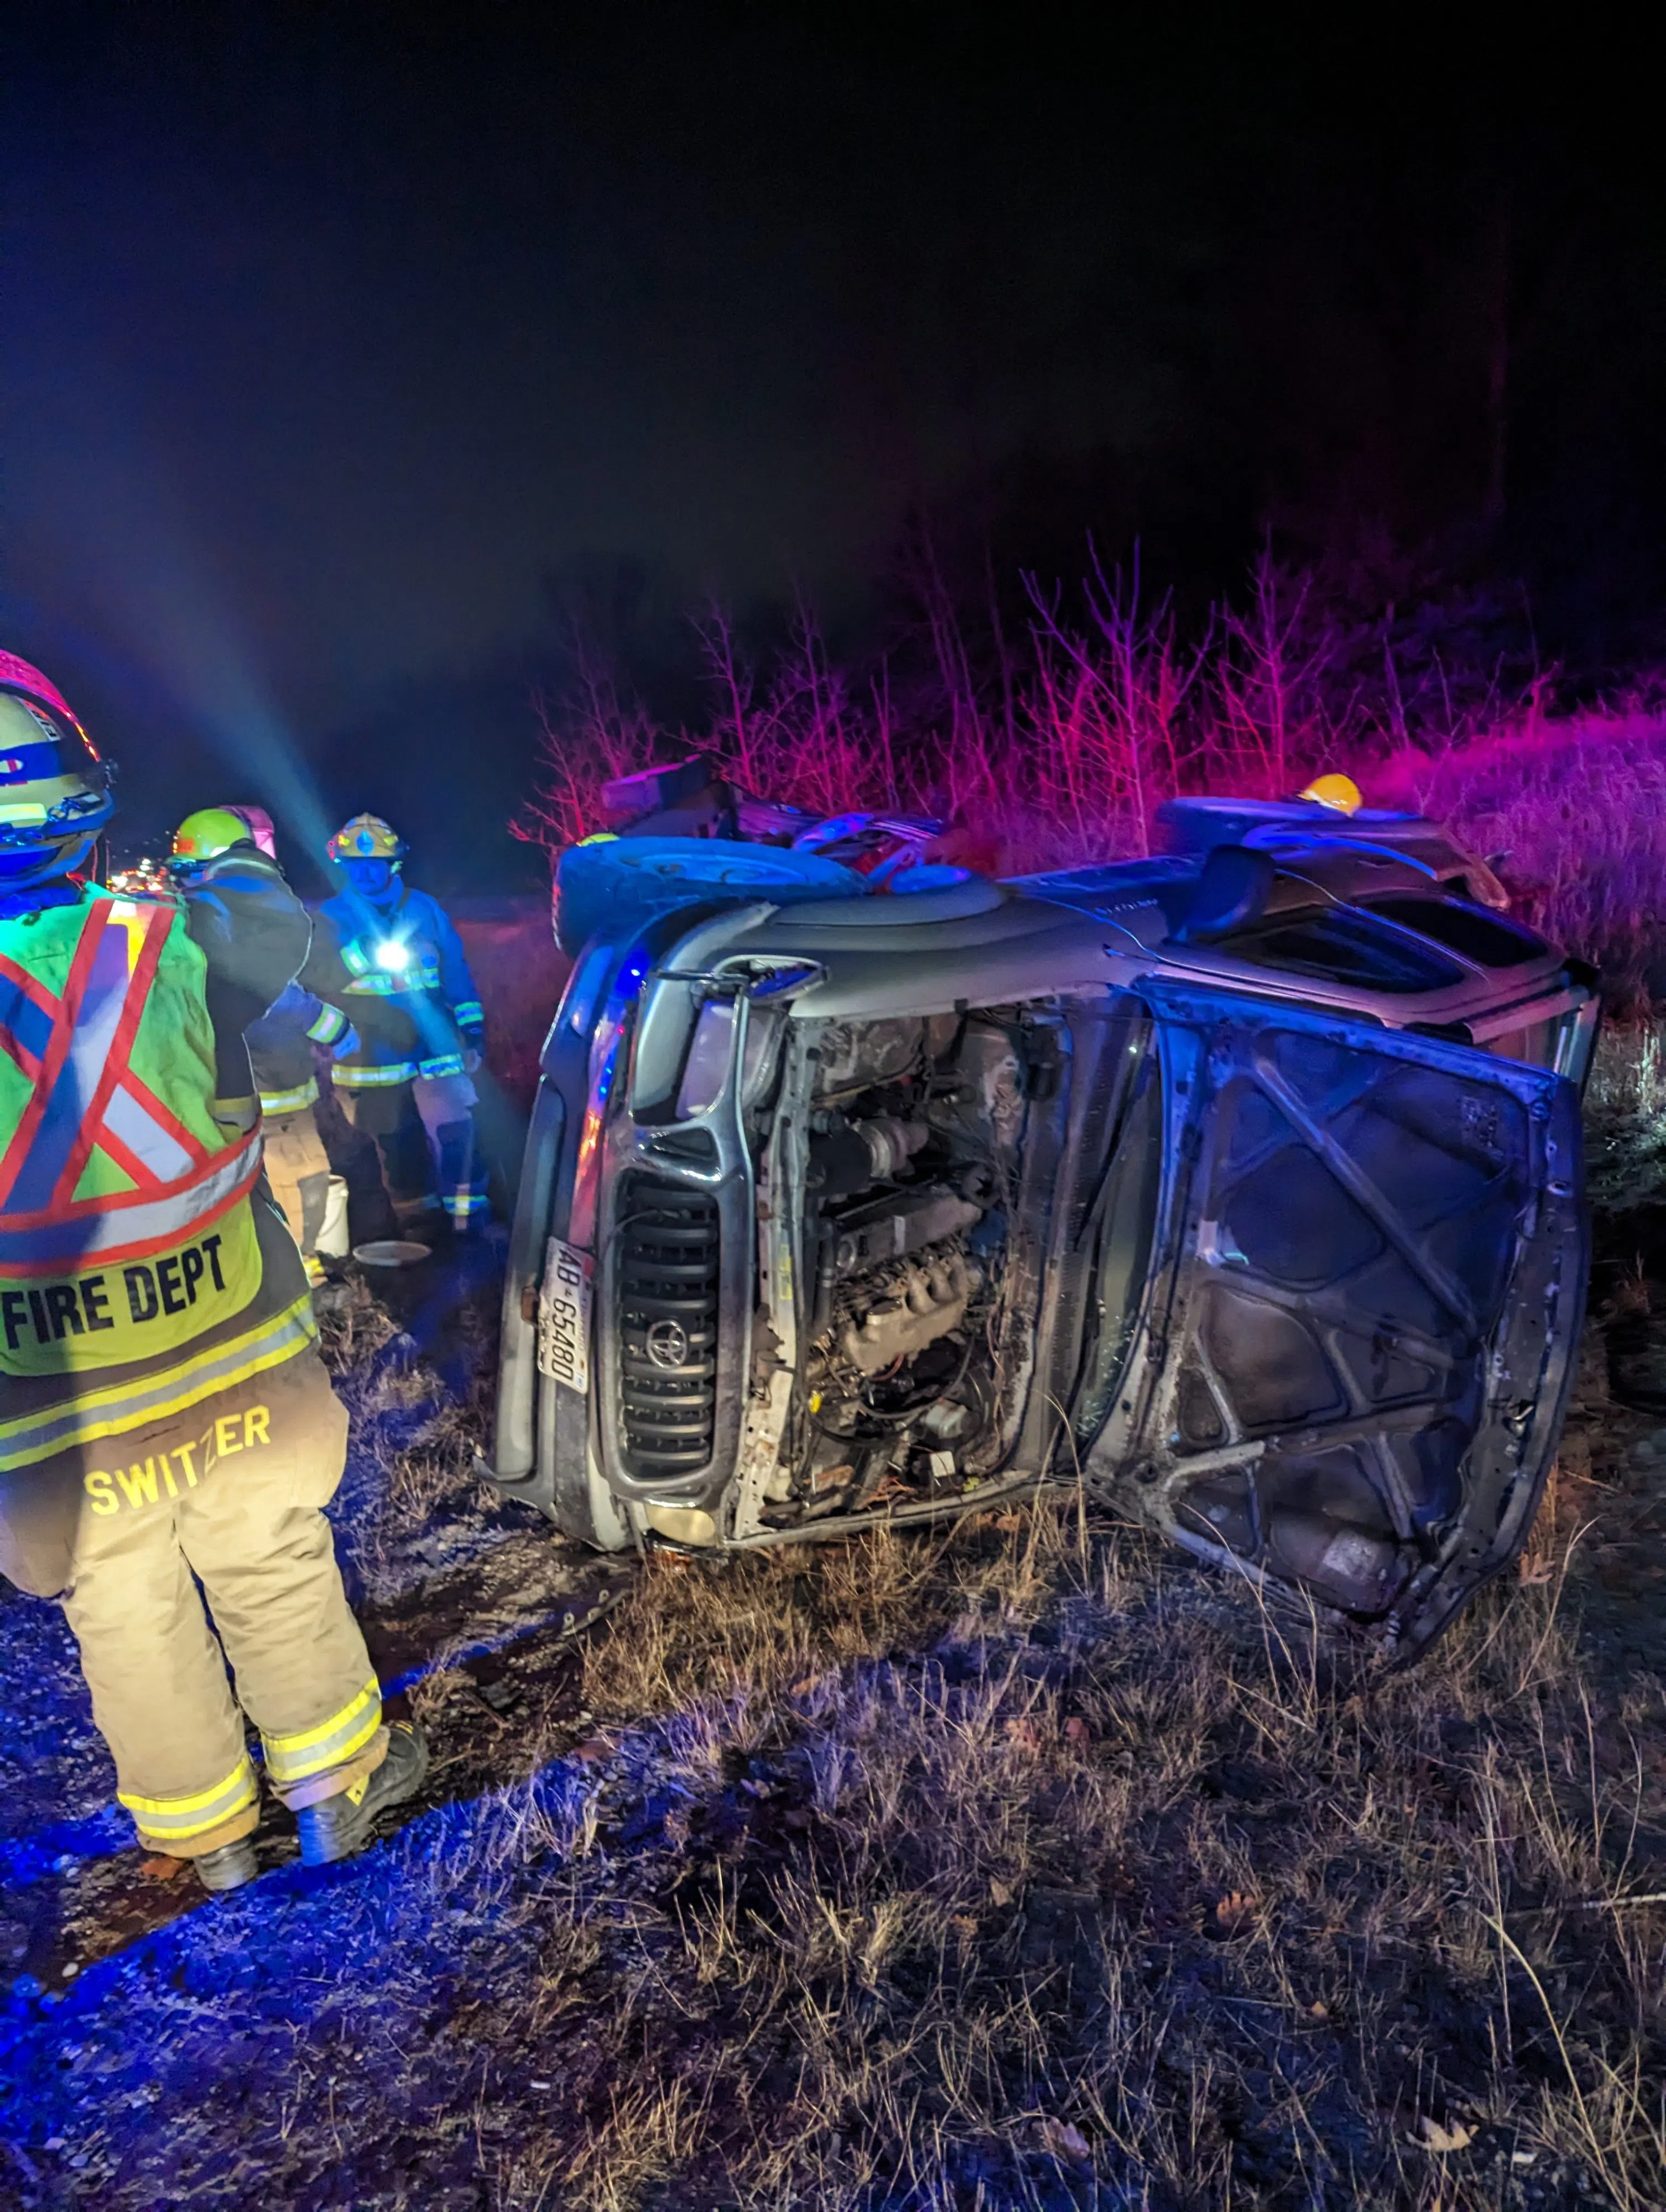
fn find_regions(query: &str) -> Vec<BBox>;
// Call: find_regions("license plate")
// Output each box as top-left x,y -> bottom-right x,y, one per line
538,1237 -> 592,1394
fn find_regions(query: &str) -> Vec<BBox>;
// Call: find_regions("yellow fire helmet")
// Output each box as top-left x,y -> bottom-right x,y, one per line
1298,773 -> 1363,815
328,812 -> 406,863
171,806 -> 257,862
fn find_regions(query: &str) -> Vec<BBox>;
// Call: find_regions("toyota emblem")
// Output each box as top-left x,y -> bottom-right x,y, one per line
645,1318 -> 689,1368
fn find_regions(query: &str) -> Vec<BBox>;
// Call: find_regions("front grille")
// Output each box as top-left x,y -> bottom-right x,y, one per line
616,1175 -> 721,1481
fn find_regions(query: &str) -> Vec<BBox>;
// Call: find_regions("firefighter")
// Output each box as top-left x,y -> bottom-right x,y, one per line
170,807 -> 358,1294
315,813 -> 491,1233
0,654 -> 426,1893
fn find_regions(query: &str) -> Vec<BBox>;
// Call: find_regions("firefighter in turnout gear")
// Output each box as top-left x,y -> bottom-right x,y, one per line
316,813 -> 491,1232
170,807 -> 358,1288
0,656 -> 426,1893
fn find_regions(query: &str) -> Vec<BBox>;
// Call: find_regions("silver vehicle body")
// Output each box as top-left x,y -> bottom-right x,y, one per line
487,801 -> 1593,1660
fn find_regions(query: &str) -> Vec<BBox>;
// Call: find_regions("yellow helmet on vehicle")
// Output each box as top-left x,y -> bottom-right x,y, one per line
171,806 -> 256,862
1298,773 -> 1363,815
328,812 -> 405,863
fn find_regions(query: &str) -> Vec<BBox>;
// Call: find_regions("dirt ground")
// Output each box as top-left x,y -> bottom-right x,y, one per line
2,1202 -> 1664,2209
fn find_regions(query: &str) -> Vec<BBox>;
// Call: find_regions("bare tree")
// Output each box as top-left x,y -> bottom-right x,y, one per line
513,618 -> 665,849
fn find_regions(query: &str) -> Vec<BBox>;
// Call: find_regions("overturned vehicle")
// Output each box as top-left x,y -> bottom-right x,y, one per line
485,787 -> 1595,1661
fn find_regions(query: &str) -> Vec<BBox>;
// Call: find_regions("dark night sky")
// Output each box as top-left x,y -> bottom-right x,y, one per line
5,8 -> 1665,890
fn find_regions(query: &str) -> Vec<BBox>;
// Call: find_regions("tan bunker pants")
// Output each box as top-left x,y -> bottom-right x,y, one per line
56,1357 -> 387,1856
263,1105 -> 332,1276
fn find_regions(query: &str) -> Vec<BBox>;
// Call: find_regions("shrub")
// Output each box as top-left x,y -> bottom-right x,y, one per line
1375,706 -> 1666,1008
516,551 -> 1666,999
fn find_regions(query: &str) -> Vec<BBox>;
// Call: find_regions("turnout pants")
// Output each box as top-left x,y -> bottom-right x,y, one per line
262,1105 -> 332,1277
340,1071 -> 489,1229
32,1353 -> 386,1857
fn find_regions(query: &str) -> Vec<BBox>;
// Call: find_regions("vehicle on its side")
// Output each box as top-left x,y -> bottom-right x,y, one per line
484,789 -> 1594,1662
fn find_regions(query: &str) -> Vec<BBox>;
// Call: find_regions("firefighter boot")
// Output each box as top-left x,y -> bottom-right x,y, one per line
295,1721 -> 430,1866
194,1838 -> 260,1894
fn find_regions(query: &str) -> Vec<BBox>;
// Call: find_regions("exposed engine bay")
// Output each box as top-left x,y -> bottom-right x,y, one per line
754,1009 -> 1044,1529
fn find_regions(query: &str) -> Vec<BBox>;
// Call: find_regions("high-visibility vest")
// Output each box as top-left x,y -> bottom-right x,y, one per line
339,930 -> 446,998
0,889 -> 315,1469
330,913 -> 470,1086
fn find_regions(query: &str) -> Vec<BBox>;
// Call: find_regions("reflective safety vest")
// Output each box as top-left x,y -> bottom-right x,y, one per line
329,906 -> 473,1087
0,889 -> 314,1469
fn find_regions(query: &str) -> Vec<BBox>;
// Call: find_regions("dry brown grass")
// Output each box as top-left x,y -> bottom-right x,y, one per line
1585,1022 -> 1666,1215
282,1261 -> 1666,2208
421,1496 -> 1666,2210
316,1274 -> 504,1603
1377,709 -> 1666,1009
29,1373 -> 1662,2210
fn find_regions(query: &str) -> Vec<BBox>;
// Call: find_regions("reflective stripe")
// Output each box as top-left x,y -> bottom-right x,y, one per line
449,1193 -> 491,1220
305,1004 -> 348,1045
259,1078 -> 319,1115
121,1755 -> 258,1839
1,896 -> 267,1271
102,1083 -> 197,1181
0,904 -> 174,1213
0,1291 -> 317,1471
333,1061 -> 416,1089
416,1052 -> 465,1079
340,936 -> 441,993
0,963 -> 56,1063
452,1000 -> 483,1028
262,1676 -> 382,1784
342,969 -> 441,998
0,1126 -> 264,1272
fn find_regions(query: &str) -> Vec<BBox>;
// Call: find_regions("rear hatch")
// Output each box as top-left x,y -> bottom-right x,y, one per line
1083,980 -> 1586,1661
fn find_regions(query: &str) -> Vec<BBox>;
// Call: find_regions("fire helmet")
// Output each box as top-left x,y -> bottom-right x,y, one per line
229,804 -> 277,857
0,651 -> 115,888
328,812 -> 405,864
1298,773 -> 1363,815
171,806 -> 258,863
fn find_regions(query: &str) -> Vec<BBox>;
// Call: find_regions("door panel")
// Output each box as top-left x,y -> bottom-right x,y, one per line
1085,981 -> 1586,1661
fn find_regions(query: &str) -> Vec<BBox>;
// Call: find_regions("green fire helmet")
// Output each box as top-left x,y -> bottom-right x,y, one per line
171,806 -> 257,863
